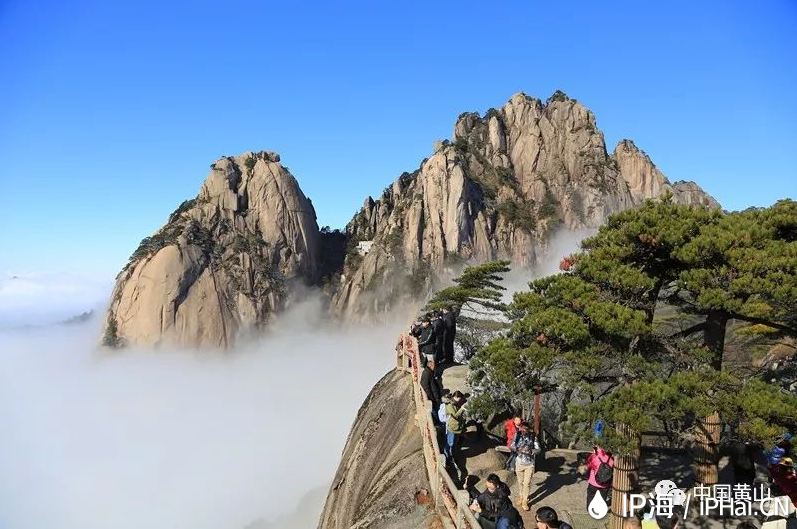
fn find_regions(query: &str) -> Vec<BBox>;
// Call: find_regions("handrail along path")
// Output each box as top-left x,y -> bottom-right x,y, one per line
396,334 -> 481,529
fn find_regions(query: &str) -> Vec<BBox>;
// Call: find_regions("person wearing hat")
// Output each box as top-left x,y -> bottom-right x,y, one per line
770,456 -> 797,506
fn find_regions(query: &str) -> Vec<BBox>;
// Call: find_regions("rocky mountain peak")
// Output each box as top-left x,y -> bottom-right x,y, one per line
613,139 -> 720,208
330,91 -> 717,320
103,151 -> 320,349
104,91 -> 720,345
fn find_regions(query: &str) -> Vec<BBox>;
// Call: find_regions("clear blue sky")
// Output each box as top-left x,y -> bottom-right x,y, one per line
1,0 -> 795,278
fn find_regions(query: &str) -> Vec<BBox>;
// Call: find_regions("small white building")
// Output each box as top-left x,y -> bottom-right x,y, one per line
357,240 -> 374,256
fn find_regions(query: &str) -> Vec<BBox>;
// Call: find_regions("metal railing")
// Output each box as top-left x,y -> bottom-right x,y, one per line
397,334 -> 482,529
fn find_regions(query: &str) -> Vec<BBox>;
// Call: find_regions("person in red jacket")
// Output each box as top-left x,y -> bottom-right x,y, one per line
506,415 -> 521,448
770,457 -> 797,507
504,415 -> 522,471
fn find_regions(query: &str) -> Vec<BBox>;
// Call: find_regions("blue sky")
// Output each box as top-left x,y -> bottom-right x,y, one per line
1,0 -> 795,279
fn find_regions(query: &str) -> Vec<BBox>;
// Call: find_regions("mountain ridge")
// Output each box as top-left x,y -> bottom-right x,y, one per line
102,91 -> 718,347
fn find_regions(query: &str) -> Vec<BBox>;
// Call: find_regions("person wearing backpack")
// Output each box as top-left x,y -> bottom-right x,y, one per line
586,444 -> 614,509
510,421 -> 539,511
445,391 -> 467,473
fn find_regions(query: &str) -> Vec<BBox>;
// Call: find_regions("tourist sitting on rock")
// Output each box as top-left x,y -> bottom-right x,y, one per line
534,506 -> 572,529
470,474 -> 522,529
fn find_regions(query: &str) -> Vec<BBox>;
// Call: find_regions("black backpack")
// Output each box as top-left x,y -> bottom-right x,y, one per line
595,455 -> 613,485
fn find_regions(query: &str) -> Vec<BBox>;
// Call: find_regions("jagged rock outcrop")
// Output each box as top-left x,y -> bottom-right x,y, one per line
105,91 -> 719,344
103,151 -> 320,348
318,370 -> 435,529
614,139 -> 720,208
331,91 -> 718,320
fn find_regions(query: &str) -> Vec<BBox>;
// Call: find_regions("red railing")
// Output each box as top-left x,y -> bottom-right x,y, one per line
397,334 -> 481,529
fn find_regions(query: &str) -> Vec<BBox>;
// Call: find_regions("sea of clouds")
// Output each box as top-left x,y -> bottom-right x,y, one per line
0,227 -> 592,529
0,295 -> 401,529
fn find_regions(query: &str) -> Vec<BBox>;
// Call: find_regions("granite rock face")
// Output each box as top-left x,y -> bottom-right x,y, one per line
103,151 -> 320,348
318,370 -> 434,529
104,92 -> 719,345
331,92 -> 717,320
613,139 -> 720,208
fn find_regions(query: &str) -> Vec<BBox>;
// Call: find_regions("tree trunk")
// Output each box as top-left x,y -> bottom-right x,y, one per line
693,411 -> 721,485
703,309 -> 728,370
644,283 -> 663,325
694,310 -> 727,484
609,424 -> 640,529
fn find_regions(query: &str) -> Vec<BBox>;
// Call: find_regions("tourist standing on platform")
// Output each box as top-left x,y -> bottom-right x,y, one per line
417,315 -> 436,365
441,305 -> 457,364
585,444 -> 614,509
445,391 -> 467,476
431,310 -> 446,364
420,359 -> 443,423
511,421 -> 539,511
505,415 -> 522,471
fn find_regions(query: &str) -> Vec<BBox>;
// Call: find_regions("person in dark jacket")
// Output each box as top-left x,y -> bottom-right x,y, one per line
420,359 -> 444,421
432,311 -> 446,363
470,474 -> 522,529
409,320 -> 422,339
730,441 -> 757,486
534,506 -> 572,529
417,316 -> 436,365
442,305 -> 457,364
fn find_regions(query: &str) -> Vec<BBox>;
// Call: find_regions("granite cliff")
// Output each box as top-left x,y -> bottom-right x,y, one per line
104,151 -> 319,348
331,92 -> 717,319
318,370 -> 436,529
103,91 -> 717,347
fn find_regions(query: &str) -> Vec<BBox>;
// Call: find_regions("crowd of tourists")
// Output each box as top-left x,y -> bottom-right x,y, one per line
405,315 -> 795,529
408,310 -> 590,528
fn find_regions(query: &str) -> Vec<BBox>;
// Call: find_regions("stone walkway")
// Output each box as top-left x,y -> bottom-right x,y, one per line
439,364 -> 789,529
441,364 -> 596,527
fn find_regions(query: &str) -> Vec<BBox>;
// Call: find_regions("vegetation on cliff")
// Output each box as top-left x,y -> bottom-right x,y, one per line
450,198 -> 797,460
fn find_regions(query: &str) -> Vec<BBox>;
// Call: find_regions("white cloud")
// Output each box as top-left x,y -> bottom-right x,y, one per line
0,272 -> 111,327
0,299 -> 403,529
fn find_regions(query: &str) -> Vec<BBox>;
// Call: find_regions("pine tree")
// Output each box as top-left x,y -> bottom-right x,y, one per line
467,199 -> 797,505
425,260 -> 511,360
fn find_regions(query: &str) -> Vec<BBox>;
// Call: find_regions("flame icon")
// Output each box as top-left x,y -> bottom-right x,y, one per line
588,492 -> 609,519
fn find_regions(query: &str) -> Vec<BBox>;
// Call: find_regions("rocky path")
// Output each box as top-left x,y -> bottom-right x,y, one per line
438,364 -> 775,529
